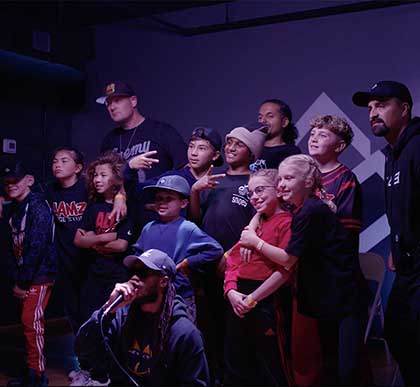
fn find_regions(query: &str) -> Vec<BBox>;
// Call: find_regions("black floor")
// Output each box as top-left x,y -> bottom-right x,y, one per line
0,318 -> 403,386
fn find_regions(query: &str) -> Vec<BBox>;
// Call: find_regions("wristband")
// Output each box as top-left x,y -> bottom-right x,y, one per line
256,239 -> 264,251
247,295 -> 258,308
115,193 -> 126,200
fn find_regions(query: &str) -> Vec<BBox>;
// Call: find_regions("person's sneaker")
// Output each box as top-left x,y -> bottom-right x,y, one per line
7,369 -> 49,387
69,370 -> 92,386
84,378 -> 111,386
68,369 -> 90,384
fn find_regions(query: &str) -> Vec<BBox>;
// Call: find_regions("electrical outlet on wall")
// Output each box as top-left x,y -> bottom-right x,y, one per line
3,139 -> 17,154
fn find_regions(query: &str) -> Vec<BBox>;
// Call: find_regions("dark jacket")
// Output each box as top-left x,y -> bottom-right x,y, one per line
384,116 -> 420,277
8,192 -> 57,289
75,295 -> 210,386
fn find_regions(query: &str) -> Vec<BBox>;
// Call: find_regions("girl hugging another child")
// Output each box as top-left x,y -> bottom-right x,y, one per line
235,155 -> 366,386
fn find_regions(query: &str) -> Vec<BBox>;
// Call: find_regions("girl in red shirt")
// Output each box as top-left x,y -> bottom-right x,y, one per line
224,169 -> 294,387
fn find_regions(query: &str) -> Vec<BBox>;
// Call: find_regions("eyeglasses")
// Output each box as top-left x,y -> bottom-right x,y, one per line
247,185 -> 276,199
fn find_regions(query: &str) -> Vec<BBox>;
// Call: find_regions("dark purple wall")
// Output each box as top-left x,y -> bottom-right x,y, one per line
72,2 -> 420,309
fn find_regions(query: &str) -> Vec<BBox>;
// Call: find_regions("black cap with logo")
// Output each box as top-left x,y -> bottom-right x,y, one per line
96,81 -> 136,105
352,80 -> 413,108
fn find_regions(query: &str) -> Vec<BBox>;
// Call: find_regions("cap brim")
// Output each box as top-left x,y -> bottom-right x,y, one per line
352,91 -> 372,107
96,93 -> 133,105
143,184 -> 159,192
123,255 -> 161,272
2,174 -> 26,181
352,91 -> 394,107
96,96 -> 107,104
143,184 -> 190,197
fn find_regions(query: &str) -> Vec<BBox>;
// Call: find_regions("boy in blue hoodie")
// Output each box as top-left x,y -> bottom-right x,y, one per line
2,162 -> 57,387
132,175 -> 223,322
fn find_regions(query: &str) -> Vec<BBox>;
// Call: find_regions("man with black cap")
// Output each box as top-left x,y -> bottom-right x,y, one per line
1,162 -> 57,387
75,249 -> 210,386
97,81 -> 187,182
353,80 -> 420,385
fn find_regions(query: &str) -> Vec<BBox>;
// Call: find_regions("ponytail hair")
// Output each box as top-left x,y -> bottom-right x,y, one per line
261,99 -> 298,144
280,154 -> 336,212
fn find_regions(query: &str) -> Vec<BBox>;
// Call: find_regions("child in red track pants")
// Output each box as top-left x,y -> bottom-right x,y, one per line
3,161 -> 57,387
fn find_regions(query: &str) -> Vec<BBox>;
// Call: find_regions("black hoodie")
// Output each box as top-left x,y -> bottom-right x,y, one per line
384,116 -> 420,287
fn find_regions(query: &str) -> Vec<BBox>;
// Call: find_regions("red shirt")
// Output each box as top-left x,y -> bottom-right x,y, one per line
224,211 -> 292,295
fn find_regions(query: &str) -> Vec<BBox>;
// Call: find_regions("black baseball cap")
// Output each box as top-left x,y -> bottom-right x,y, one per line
352,80 -> 413,108
96,81 -> 136,104
1,161 -> 31,182
190,127 -> 223,167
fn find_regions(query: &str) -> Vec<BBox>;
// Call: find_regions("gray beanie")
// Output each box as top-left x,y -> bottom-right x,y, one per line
225,127 -> 266,159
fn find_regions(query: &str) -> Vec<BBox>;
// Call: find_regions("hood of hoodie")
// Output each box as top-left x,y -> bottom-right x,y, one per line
386,116 -> 420,158
171,294 -> 191,320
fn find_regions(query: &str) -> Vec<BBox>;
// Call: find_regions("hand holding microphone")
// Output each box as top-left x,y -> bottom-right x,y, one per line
103,276 -> 142,315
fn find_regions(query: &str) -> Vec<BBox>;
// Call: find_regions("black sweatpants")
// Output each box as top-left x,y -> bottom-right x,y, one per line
317,311 -> 367,386
224,279 -> 288,387
385,283 -> 420,386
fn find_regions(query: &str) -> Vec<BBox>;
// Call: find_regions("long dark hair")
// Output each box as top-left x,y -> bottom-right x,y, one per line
86,151 -> 125,201
261,99 -> 298,144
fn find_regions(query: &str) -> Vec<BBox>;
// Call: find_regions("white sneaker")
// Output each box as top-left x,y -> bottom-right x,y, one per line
68,370 -> 91,385
84,378 -> 111,386
68,369 -> 87,381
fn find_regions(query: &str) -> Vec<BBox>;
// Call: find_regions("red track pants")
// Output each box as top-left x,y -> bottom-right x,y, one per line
21,283 -> 53,374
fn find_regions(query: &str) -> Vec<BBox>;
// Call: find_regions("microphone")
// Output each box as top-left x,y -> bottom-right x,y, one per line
102,283 -> 140,316
102,294 -> 124,316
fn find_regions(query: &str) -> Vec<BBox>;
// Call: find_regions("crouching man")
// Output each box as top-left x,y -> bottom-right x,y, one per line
75,249 -> 210,386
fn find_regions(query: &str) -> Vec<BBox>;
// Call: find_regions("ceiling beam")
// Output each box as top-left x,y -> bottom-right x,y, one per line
150,1 -> 420,37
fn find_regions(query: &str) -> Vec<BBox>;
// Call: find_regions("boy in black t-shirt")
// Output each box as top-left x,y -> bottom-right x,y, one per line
189,126 -> 265,384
